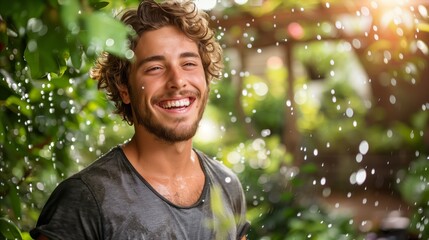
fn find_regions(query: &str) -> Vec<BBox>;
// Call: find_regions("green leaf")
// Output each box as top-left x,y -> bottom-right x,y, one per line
60,0 -> 81,31
5,96 -> 32,118
24,45 -> 58,79
0,111 -> 4,144
90,1 -> 109,10
0,218 -> 22,240
69,39 -> 84,69
8,184 -> 22,219
0,0 -> 45,28
207,185 -> 236,240
0,79 -> 15,101
51,75 -> 72,89
82,12 -> 133,58
24,31 -> 68,79
300,163 -> 317,173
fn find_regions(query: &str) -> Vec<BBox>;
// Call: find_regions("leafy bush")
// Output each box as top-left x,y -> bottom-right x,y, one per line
0,0 -> 136,238
398,155 -> 429,239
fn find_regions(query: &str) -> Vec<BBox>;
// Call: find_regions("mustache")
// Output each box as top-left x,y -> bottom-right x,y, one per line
153,89 -> 202,101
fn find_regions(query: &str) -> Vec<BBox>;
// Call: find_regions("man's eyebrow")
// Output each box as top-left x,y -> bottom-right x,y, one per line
135,52 -> 200,68
180,52 -> 200,59
136,55 -> 165,68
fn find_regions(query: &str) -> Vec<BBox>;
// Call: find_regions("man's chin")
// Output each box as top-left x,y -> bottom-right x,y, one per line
155,132 -> 196,143
142,124 -> 198,143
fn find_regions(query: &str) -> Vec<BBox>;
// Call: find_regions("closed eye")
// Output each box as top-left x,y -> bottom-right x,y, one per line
146,66 -> 163,73
183,62 -> 199,69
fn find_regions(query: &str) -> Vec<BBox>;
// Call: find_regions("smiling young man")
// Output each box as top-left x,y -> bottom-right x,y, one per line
30,0 -> 249,239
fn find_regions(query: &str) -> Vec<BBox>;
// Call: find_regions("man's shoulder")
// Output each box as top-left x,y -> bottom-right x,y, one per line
68,146 -> 129,189
196,150 -> 232,173
57,146 -> 132,202
196,150 -> 242,186
74,146 -> 124,177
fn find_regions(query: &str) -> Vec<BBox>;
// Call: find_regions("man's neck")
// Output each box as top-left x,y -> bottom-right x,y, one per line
121,132 -> 197,178
121,132 -> 205,207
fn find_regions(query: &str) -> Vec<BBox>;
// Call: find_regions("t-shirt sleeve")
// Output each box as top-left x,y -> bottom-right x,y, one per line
30,178 -> 103,240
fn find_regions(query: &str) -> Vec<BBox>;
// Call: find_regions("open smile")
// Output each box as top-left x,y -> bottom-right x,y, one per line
158,97 -> 195,110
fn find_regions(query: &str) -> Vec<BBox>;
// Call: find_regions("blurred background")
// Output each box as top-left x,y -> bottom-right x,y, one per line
0,0 -> 428,239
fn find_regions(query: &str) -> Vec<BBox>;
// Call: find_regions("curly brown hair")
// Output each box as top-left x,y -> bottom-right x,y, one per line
91,0 -> 223,124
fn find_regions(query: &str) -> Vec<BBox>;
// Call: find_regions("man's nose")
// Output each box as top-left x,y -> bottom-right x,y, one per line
167,67 -> 187,89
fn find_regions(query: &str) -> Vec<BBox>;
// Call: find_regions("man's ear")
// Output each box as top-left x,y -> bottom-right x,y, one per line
118,84 -> 131,104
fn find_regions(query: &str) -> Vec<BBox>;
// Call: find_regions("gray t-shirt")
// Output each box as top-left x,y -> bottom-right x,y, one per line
30,146 -> 249,240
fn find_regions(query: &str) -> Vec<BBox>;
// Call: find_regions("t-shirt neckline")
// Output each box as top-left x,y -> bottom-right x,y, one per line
115,146 -> 210,209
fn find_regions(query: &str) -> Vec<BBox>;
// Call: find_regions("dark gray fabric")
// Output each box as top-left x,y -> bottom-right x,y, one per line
30,146 -> 248,240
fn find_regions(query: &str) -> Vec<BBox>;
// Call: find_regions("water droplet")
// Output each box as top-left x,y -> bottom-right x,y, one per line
389,95 -> 396,104
320,177 -> 326,185
36,182 -> 45,191
322,188 -> 331,197
28,18 -> 44,33
27,40 -> 38,52
346,107 -> 354,117
387,129 -> 393,138
356,153 -> 363,163
125,49 -> 134,60
106,38 -> 115,47
225,177 -> 231,183
374,33 -> 379,40
359,140 -> 369,155
356,169 -> 367,185
261,129 -> 271,137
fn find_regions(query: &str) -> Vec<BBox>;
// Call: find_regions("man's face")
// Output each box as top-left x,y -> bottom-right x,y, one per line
123,25 -> 208,143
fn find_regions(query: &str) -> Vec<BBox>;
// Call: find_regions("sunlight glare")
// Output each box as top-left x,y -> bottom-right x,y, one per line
195,118 -> 220,143
235,0 -> 248,5
194,0 -> 216,10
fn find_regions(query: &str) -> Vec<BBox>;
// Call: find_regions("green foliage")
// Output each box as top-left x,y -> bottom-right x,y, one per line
215,136 -> 364,239
285,206 -> 361,240
242,74 -> 285,135
0,0 -> 136,238
0,218 -> 22,240
207,185 -> 238,240
398,155 -> 429,239
0,0 -> 134,79
1,0 -> 428,239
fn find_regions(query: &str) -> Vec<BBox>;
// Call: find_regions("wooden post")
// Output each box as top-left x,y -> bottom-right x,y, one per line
283,42 -> 301,165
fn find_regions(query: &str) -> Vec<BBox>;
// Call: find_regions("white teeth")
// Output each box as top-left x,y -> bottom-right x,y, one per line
162,98 -> 190,109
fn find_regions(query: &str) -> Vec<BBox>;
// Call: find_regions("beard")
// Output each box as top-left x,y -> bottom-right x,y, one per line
130,89 -> 208,143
